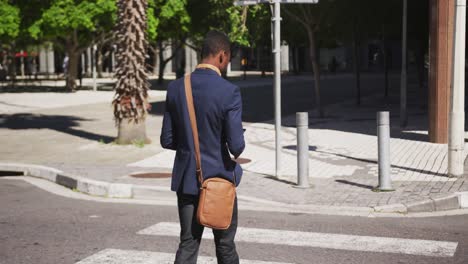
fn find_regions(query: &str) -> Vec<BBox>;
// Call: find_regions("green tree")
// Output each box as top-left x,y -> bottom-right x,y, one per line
29,0 -> 116,91
186,0 -> 249,53
0,1 -> 20,41
0,0 -> 20,76
112,0 -> 150,144
244,4 -> 271,76
148,0 -> 190,84
146,0 -> 249,83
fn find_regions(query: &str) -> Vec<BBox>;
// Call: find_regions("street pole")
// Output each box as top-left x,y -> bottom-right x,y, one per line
273,0 -> 282,178
93,44 -> 97,92
400,0 -> 407,127
448,0 -> 466,177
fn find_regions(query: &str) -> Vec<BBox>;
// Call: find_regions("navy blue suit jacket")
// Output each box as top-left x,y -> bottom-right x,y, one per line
160,67 -> 245,195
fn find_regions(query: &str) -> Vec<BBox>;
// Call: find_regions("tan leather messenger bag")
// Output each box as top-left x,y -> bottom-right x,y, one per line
184,73 -> 236,230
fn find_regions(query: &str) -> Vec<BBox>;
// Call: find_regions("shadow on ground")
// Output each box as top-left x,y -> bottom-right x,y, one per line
283,144 -> 450,178
0,84 -> 72,93
0,113 -> 114,143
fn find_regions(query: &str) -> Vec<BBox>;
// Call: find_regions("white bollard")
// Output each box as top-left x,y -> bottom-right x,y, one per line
374,111 -> 394,192
295,112 -> 310,188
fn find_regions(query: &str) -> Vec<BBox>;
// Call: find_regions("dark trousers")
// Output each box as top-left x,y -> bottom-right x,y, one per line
174,192 -> 239,264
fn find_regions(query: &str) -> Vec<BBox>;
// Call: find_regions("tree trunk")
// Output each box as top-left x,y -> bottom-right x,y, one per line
115,118 -> 150,144
307,29 -> 324,118
8,43 -> 16,82
113,0 -> 150,145
352,20 -> 361,106
149,44 -> 158,76
103,50 -> 111,73
261,46 -> 266,77
415,47 -> 425,91
157,41 -> 166,84
291,46 -> 296,74
97,46 -> 103,78
293,46 -> 300,75
382,24 -> 389,98
66,49 -> 78,92
20,50 -> 25,77
158,60 -> 167,85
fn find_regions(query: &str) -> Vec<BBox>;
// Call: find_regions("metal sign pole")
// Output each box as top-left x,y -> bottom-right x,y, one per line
273,0 -> 282,178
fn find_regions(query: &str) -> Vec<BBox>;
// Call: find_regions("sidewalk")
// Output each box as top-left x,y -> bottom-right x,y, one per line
1,73 -> 467,215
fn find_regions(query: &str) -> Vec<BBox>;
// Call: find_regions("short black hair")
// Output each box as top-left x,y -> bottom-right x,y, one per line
200,30 -> 231,59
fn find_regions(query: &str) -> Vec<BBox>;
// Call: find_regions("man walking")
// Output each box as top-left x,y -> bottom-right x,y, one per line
161,30 -> 245,264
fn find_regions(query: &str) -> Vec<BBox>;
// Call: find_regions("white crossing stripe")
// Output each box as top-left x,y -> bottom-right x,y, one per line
137,222 -> 458,258
75,248 -> 294,264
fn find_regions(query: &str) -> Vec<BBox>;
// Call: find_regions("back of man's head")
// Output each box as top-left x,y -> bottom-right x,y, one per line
201,30 -> 231,59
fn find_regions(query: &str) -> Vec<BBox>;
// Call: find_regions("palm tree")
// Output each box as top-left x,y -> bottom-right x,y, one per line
112,0 -> 151,144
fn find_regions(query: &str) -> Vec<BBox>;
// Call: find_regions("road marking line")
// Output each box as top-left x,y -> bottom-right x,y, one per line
75,248 -> 294,264
137,222 -> 458,258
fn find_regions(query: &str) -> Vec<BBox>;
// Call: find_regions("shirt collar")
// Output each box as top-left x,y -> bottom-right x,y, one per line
195,63 -> 222,76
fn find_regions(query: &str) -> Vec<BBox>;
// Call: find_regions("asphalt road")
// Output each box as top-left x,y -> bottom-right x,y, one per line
1,177 -> 468,264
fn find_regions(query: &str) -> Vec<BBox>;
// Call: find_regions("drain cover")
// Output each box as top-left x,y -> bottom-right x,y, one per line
130,172 -> 172,178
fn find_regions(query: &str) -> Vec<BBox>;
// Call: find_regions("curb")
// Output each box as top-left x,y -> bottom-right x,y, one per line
1,162 -> 467,215
0,163 -> 146,199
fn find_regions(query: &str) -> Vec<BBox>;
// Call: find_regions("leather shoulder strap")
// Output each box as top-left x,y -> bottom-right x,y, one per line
184,73 -> 237,186
184,74 -> 203,184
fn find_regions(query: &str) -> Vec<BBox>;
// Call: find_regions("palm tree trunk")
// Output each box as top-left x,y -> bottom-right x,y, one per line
307,28 -> 324,118
113,0 -> 150,145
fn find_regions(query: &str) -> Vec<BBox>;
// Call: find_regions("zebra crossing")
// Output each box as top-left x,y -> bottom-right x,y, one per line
76,221 -> 459,264
75,248 -> 293,264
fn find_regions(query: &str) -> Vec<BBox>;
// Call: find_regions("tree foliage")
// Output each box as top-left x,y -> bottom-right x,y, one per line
28,0 -> 116,91
28,0 -> 116,45
150,0 -> 190,42
0,0 -> 20,42
187,0 -> 249,50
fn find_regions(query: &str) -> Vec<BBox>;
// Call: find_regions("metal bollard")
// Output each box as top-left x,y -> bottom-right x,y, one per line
374,111 -> 394,192
295,112 -> 310,188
